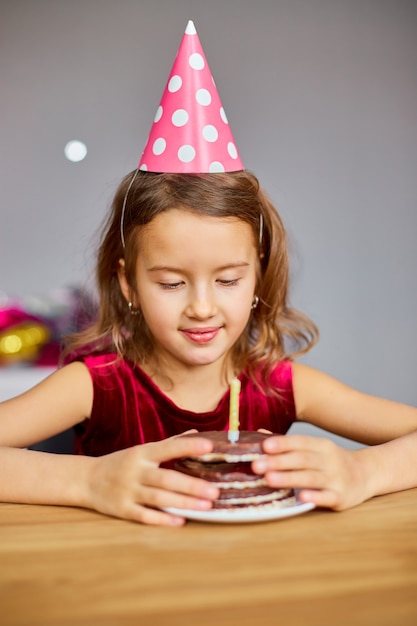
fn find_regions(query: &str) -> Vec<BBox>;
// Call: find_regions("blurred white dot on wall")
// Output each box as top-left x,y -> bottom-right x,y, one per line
64,140 -> 88,162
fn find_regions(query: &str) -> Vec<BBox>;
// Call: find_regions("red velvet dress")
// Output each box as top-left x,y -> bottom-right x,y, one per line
73,354 -> 296,456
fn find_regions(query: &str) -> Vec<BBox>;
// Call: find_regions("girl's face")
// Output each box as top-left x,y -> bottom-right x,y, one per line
124,208 -> 258,374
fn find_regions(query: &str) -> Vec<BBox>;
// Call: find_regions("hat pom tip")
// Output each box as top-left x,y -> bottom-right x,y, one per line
185,20 -> 197,35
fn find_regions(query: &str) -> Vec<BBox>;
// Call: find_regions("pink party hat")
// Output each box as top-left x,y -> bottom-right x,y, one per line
138,20 -> 243,173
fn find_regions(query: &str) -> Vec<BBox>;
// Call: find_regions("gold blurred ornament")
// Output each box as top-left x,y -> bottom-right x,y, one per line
0,323 -> 50,364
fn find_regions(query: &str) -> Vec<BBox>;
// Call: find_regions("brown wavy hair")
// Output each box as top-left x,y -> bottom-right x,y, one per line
64,170 -> 318,393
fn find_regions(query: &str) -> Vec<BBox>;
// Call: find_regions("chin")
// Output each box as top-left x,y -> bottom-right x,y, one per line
182,349 -> 226,367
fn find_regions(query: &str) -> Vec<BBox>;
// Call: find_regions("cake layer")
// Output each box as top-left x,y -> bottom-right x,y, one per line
182,430 -> 269,462
212,490 -> 295,509
175,458 -> 263,483
175,431 -> 296,510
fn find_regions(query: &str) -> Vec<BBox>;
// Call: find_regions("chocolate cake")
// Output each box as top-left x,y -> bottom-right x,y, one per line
175,431 -> 295,509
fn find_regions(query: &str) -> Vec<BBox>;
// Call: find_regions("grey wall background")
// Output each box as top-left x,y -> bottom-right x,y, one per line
1,0 -> 416,444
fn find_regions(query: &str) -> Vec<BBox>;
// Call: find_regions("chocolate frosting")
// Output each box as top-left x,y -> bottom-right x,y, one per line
180,430 -> 272,460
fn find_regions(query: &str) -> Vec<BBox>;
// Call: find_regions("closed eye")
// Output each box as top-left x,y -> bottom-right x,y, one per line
159,282 -> 184,290
217,279 -> 240,286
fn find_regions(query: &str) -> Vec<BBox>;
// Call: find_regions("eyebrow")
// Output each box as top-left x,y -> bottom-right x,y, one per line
147,262 -> 251,272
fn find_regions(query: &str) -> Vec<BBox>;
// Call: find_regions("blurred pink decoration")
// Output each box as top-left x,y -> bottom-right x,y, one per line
0,287 -> 96,367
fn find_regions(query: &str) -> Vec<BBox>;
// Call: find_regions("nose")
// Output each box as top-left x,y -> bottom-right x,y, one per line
185,285 -> 217,320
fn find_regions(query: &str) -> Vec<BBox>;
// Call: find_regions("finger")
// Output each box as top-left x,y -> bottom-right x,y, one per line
264,468 -> 325,490
263,434 -> 333,454
253,449 -> 321,474
141,466 -> 219,501
140,434 -> 214,465
138,483 -> 216,512
297,488 -> 341,510
126,503 -> 187,527
257,428 -> 273,434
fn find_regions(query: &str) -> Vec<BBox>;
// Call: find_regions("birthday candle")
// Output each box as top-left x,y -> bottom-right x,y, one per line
228,378 -> 241,443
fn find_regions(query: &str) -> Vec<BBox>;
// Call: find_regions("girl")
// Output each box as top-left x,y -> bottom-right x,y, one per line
1,169 -> 416,526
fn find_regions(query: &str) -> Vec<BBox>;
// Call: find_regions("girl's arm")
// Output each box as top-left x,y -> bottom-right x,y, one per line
292,362 -> 417,445
0,362 -> 94,448
0,362 -> 96,507
0,436 -> 219,525
0,364 -> 218,525
252,362 -> 417,510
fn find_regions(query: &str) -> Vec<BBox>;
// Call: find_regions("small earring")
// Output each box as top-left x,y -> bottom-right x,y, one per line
251,295 -> 259,310
128,301 -> 140,316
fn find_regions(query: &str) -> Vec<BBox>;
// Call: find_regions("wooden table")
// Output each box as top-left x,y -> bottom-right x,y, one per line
1,489 -> 416,626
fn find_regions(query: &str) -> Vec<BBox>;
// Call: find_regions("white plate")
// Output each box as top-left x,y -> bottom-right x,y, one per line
163,498 -> 315,524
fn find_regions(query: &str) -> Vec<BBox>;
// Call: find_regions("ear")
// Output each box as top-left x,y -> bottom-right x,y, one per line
117,259 -> 131,303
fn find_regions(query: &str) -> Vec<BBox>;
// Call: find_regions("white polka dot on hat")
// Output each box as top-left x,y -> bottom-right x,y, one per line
138,20 -> 243,173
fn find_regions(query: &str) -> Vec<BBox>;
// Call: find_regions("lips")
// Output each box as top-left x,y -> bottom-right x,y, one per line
180,327 -> 221,344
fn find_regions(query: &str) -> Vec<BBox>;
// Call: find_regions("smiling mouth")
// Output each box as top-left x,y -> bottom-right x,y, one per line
180,327 -> 221,344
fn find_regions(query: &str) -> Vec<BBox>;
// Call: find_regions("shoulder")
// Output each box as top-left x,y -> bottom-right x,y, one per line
41,361 -> 94,412
75,354 -> 143,400
75,353 -> 132,380
39,360 -> 93,390
248,360 -> 295,404
292,361 -> 352,395
291,362 -> 336,417
291,361 -> 365,423
270,359 -> 293,380
0,361 -> 94,447
255,359 -> 293,390
75,352 -> 120,369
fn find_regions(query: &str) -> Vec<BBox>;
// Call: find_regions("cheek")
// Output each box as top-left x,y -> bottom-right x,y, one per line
224,293 -> 253,326
139,291 -> 178,327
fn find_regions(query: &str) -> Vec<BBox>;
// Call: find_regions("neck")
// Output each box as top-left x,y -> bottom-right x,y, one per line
142,358 -> 236,413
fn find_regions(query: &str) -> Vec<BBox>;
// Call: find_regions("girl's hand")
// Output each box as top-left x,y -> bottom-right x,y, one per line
252,434 -> 371,511
83,434 -> 219,526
